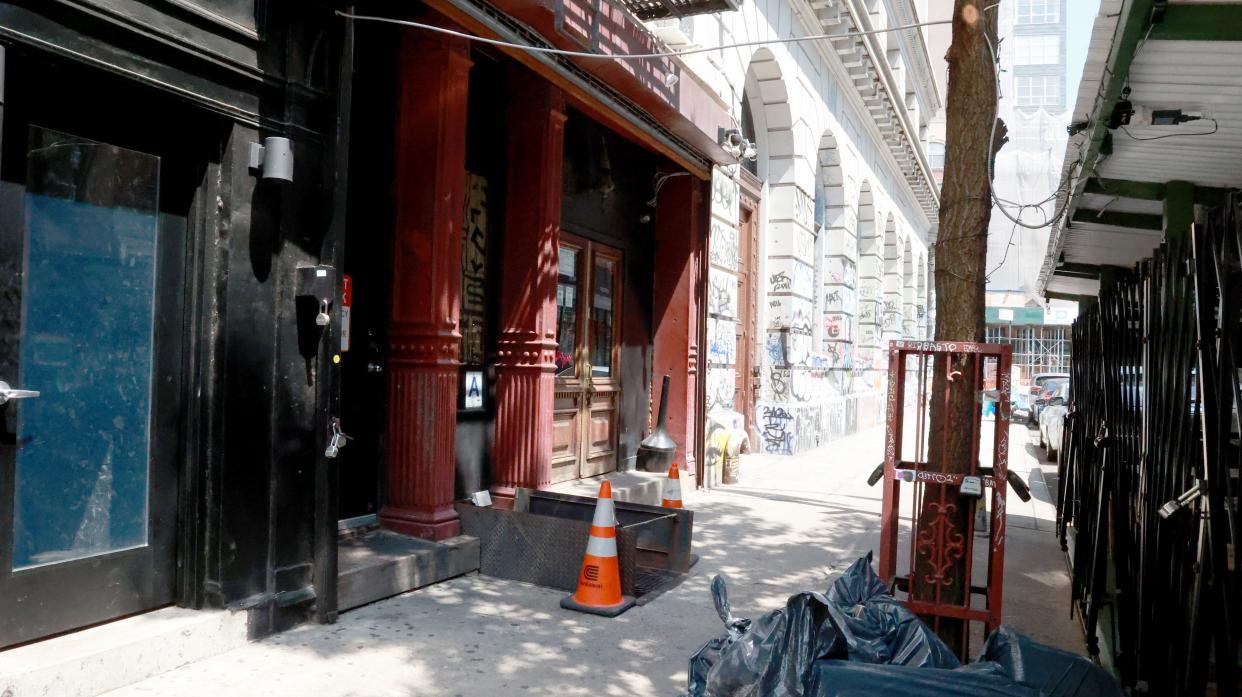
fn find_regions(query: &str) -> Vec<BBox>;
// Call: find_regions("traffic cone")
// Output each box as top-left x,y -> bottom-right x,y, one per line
561,480 -> 636,617
661,463 -> 683,509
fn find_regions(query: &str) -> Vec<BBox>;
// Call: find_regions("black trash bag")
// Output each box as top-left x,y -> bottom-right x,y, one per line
822,555 -> 960,669
979,626 -> 1125,697
686,579 -> 845,697
686,552 -> 955,696
686,554 -> 1126,697
804,660 -> 1045,697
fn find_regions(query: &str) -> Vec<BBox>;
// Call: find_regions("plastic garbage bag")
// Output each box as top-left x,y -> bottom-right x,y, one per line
804,660 -> 1044,696
686,586 -> 844,697
686,553 -> 1124,697
979,626 -> 1125,697
822,555 -> 960,669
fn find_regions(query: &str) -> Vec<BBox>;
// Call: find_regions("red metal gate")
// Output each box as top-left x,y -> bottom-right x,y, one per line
874,339 -> 1027,656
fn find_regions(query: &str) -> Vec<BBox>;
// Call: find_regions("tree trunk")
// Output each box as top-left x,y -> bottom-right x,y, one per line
911,0 -> 1003,654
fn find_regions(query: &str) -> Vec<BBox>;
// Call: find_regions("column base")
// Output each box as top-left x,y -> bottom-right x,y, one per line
380,504 -> 461,541
487,485 -> 520,510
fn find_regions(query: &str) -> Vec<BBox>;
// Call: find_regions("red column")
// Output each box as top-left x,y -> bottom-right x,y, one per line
491,72 -> 567,504
381,28 -> 471,541
652,174 -> 706,476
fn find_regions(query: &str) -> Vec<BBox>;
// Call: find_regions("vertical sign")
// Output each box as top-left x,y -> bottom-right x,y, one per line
340,274 -> 352,352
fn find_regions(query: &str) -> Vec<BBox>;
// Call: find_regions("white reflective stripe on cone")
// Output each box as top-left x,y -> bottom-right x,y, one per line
591,497 -> 616,526
664,479 -> 682,499
586,534 -> 618,557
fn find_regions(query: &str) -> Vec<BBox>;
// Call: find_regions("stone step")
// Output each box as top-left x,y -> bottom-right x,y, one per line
0,606 -> 249,697
337,530 -> 480,612
547,469 -> 685,507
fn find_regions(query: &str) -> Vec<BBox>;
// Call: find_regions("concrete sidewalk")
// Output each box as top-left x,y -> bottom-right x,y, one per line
101,423 -> 1082,697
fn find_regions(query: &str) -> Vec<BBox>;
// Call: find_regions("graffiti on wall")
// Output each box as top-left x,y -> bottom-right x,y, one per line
709,219 -> 740,271
711,167 -> 740,223
708,268 -> 738,319
706,367 -> 735,412
825,312 -> 852,342
760,405 -> 795,454
768,296 -> 813,333
792,186 -> 815,231
858,279 -> 879,301
707,317 -> 737,365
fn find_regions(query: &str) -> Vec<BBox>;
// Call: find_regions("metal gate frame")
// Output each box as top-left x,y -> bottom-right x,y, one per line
878,339 -> 1014,652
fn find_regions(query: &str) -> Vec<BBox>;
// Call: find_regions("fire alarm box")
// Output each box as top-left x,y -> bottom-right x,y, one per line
340,275 -> 352,352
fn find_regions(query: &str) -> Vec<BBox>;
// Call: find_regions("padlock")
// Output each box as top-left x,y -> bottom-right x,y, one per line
315,299 -> 331,327
324,417 -> 352,458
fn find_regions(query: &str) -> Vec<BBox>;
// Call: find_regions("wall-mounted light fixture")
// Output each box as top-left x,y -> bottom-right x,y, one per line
718,128 -> 758,163
249,136 -> 295,182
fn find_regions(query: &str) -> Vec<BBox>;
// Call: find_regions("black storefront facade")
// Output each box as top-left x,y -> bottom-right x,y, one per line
0,0 -> 734,656
0,0 -> 351,647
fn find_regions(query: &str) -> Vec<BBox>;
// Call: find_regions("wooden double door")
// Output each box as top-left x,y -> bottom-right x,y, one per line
552,234 -> 622,483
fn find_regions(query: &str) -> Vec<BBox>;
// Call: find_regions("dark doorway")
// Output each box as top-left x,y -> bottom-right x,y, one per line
336,24 -> 399,527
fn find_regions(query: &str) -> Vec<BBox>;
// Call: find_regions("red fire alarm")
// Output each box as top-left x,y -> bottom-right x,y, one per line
340,274 -> 352,352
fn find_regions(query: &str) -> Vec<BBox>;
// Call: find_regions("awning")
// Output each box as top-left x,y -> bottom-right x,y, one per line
1038,0 -> 1242,300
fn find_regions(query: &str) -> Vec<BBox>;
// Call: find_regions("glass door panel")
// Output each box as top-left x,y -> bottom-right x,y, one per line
14,127 -> 160,569
550,234 -> 621,481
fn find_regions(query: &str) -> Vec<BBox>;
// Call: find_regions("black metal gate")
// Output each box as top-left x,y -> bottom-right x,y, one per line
1057,193 -> 1242,696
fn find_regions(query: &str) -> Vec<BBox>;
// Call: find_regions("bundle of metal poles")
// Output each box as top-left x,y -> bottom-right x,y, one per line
1056,193 -> 1242,696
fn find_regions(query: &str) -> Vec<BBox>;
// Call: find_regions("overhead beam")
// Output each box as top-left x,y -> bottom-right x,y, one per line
1075,0 -> 1155,204
1071,208 -> 1163,231
1045,290 -> 1096,304
1084,178 -> 1232,205
1053,262 -> 1102,280
1083,178 -> 1165,200
1149,5 -> 1242,41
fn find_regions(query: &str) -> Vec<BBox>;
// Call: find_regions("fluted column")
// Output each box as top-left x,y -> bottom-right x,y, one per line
381,28 -> 471,541
491,71 -> 566,504
653,174 -> 706,475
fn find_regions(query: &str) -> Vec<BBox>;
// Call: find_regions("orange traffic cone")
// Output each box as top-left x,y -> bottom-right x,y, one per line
661,463 -> 683,509
561,480 -> 636,617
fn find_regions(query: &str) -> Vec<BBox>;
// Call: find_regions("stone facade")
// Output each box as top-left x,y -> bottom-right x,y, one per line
658,0 -> 941,455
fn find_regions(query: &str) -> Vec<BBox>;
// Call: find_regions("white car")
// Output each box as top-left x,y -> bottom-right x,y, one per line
1038,394 -> 1068,461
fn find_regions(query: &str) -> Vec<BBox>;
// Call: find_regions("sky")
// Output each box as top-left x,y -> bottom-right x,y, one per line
1066,0 -> 1102,109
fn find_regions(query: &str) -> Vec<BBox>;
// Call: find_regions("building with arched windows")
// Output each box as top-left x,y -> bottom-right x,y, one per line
653,0 -> 943,458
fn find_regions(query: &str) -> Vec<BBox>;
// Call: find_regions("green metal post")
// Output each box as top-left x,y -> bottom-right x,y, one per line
1164,180 -> 1195,244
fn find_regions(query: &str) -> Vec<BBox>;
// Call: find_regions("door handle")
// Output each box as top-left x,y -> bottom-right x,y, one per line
0,381 -> 40,406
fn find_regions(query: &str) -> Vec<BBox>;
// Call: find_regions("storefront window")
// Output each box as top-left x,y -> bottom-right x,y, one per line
556,247 -> 579,376
590,257 -> 616,378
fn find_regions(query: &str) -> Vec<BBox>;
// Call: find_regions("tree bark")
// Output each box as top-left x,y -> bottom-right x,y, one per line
911,0 -> 1002,654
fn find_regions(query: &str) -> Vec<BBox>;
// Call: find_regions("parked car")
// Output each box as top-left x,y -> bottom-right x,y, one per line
1039,390 -> 1069,461
1029,372 -> 1070,425
1010,391 -> 1033,424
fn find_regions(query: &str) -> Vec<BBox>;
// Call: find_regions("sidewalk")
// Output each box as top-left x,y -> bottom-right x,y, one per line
101,423 -> 1082,697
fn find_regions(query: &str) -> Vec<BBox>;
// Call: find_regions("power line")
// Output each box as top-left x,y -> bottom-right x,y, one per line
336,10 -> 952,62
1121,119 -> 1219,141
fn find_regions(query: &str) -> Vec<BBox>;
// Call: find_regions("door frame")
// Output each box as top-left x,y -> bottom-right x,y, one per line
737,171 -> 763,449
552,231 -> 623,482
0,45 -> 214,648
